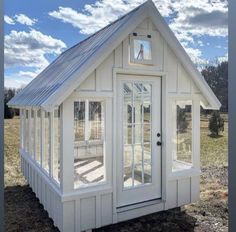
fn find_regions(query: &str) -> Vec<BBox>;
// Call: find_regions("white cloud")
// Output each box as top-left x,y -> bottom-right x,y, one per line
48,0 -> 227,67
48,0 -> 174,34
4,29 -> 67,69
14,14 -> 37,26
4,15 -> 15,25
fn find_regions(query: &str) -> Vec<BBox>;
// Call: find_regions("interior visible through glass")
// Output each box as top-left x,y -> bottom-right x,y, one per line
74,100 -> 105,188
123,82 -> 152,188
172,101 -> 193,171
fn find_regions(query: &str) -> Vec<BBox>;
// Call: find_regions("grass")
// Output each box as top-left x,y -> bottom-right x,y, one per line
4,116 -> 228,232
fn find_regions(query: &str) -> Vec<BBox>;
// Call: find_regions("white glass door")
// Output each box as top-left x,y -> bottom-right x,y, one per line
117,75 -> 161,207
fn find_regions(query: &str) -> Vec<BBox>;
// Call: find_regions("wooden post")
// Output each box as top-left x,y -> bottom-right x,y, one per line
60,97 -> 74,193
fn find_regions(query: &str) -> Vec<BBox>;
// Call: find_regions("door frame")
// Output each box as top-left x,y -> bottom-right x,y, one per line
112,68 -> 167,221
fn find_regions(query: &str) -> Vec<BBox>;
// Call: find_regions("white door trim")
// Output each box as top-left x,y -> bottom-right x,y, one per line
116,73 -> 162,207
112,68 -> 167,221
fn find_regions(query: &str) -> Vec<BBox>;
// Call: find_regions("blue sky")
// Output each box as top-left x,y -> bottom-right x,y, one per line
4,0 -> 228,89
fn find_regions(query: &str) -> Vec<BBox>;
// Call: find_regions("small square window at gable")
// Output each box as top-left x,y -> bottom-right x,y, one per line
130,34 -> 153,65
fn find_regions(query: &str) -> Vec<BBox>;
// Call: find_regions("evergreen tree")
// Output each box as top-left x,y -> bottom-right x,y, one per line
208,111 -> 224,136
177,106 -> 189,133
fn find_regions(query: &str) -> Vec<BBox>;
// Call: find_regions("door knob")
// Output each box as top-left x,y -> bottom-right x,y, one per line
157,133 -> 161,137
156,141 -> 162,146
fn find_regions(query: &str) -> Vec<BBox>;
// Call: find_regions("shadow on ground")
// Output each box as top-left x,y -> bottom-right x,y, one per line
5,185 -> 59,232
5,185 -> 197,232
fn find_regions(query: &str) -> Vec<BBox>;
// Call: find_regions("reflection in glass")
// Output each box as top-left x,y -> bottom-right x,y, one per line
35,110 -> 41,164
43,111 -> 50,172
133,39 -> 152,60
53,108 -> 61,183
172,101 -> 192,171
74,102 -> 85,141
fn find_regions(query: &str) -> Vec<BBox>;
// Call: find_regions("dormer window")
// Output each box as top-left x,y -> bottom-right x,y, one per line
130,34 -> 153,65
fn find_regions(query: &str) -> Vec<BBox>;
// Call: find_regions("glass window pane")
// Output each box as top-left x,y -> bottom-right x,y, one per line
123,83 -> 133,124
123,145 -> 132,188
74,102 -> 85,141
30,110 -> 35,157
74,101 -> 105,188
89,102 -> 103,140
144,143 -> 151,183
172,101 -> 192,171
35,110 -> 41,163
133,39 -> 152,60
134,145 -> 142,186
53,108 -> 61,184
122,82 -> 153,188
43,111 -> 50,172
25,110 -> 29,152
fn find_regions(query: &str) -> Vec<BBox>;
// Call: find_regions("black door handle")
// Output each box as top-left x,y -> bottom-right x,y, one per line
157,133 -> 161,137
157,141 -> 162,146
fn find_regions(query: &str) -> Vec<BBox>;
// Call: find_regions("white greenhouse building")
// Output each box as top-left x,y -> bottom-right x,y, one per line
8,1 -> 221,231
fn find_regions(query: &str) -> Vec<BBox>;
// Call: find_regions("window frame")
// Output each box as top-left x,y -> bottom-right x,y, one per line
130,34 -> 153,65
170,97 -> 201,174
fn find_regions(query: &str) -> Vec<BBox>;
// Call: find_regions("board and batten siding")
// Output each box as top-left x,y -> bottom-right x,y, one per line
19,17 -> 201,232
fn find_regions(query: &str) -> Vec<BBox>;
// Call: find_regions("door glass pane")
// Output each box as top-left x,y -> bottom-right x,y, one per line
123,82 -> 152,188
123,145 -> 132,188
144,143 -> 151,183
134,145 -> 143,186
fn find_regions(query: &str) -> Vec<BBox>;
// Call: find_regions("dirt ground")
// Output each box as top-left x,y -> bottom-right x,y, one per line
4,117 -> 228,232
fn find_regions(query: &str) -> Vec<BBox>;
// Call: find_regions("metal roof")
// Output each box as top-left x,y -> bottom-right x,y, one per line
8,4 -> 141,108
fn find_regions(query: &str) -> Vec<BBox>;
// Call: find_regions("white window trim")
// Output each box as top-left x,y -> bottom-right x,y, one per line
169,97 -> 200,175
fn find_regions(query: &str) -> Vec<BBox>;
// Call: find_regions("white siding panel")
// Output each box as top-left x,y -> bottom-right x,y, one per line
178,63 -> 191,93
96,52 -> 114,91
101,193 -> 113,226
151,29 -> 164,70
178,178 -> 191,206
81,197 -> 96,231
164,44 -> 178,93
191,176 -> 200,202
136,18 -> 148,29
79,71 -> 96,91
62,201 -> 75,232
191,81 -> 201,94
115,43 -> 123,68
166,180 -> 178,209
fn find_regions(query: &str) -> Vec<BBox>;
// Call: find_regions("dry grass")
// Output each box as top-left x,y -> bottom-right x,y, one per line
5,117 -> 228,232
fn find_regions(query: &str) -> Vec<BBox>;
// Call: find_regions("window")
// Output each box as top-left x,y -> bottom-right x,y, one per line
25,110 -> 29,152
130,35 -> 153,64
20,109 -> 25,149
35,110 -> 41,164
133,39 -> 152,60
42,111 -> 50,172
29,110 -> 35,157
52,108 -> 61,184
172,100 -> 193,171
74,100 -> 105,188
